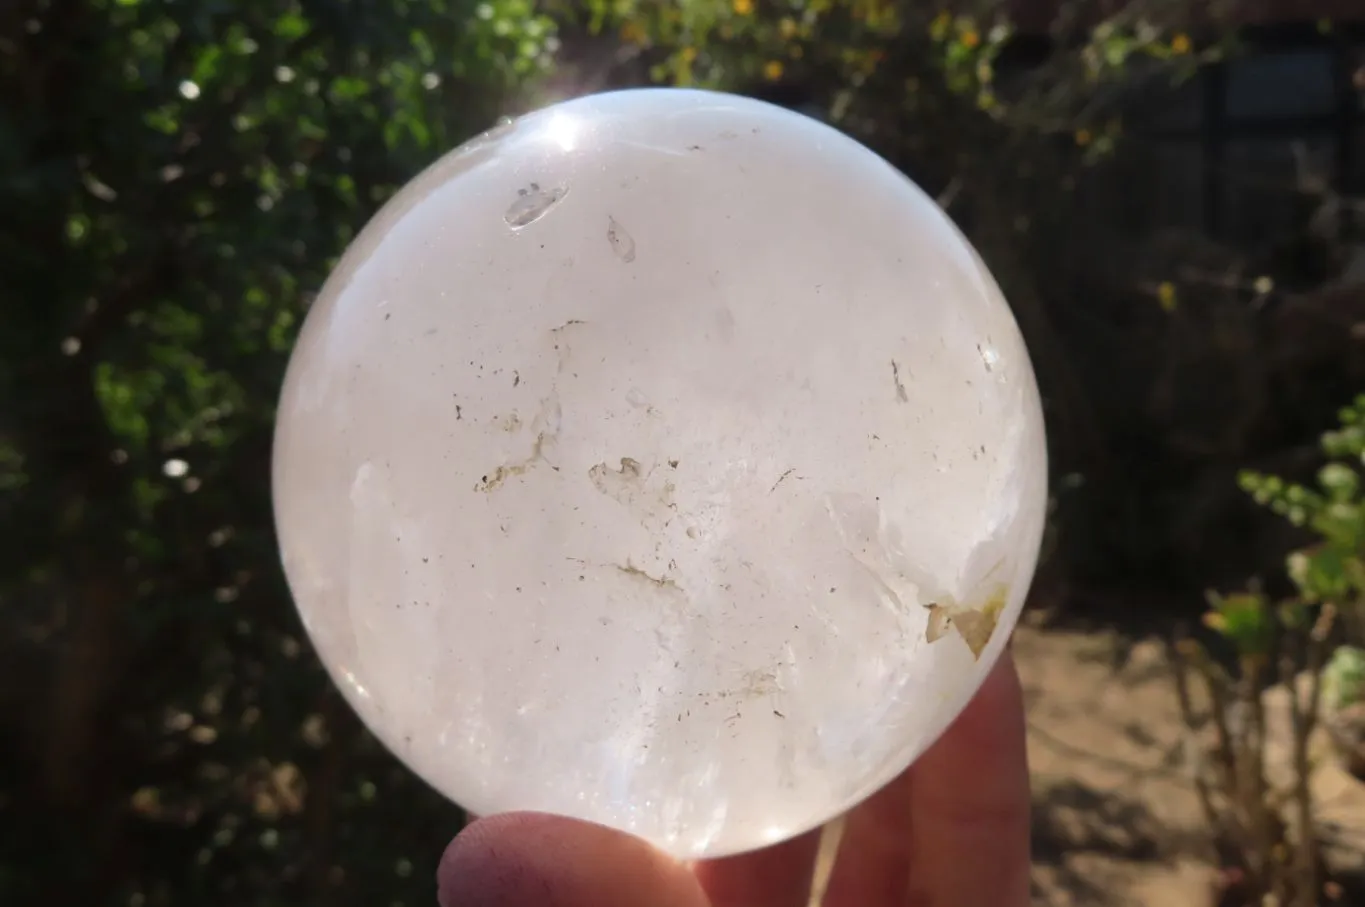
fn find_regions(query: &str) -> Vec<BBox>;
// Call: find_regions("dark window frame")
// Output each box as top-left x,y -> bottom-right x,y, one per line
994,22 -> 1365,238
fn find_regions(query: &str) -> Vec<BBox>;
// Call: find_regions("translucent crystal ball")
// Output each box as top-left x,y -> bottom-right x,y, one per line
272,88 -> 1048,859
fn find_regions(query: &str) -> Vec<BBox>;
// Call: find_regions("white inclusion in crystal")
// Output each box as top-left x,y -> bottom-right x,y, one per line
503,182 -> 569,229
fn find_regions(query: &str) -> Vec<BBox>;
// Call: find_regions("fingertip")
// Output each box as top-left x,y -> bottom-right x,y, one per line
956,649 -> 1026,745
438,812 -> 709,907
905,649 -> 1031,907
693,827 -> 822,907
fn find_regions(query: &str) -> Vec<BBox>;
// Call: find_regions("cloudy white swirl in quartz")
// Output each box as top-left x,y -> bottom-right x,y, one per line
272,88 -> 1048,859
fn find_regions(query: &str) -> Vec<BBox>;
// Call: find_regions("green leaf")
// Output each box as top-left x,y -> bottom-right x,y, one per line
1203,591 -> 1274,657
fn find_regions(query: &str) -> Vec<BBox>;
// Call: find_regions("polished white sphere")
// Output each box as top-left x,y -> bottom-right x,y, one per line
272,88 -> 1047,859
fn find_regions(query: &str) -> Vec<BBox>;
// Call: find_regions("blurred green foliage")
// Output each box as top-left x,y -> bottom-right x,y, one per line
1325,645 -> 1365,712
1240,395 -> 1365,638
1179,397 -> 1364,906
1198,395 -> 1365,672
0,0 -> 551,904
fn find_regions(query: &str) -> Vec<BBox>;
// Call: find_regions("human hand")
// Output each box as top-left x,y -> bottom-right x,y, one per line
437,652 -> 1029,907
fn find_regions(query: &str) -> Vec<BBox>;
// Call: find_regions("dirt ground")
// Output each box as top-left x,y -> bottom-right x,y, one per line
806,611 -> 1365,907
1017,617 -> 1365,906
1018,620 -> 1235,907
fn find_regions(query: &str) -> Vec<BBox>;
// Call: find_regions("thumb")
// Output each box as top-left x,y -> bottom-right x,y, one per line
438,812 -> 711,907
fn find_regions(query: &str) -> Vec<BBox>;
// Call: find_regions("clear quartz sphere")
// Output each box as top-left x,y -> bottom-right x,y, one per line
272,87 -> 1048,859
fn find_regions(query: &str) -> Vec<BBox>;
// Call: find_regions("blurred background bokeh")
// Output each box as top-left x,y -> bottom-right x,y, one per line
3,0 -> 1365,904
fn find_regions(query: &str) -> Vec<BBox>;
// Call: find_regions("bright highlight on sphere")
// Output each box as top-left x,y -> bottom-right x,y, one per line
272,88 -> 1047,859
